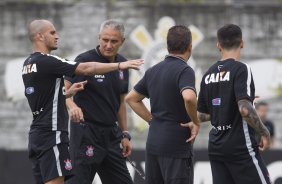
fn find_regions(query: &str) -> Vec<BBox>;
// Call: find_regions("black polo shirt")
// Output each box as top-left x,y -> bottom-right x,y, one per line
22,52 -> 78,150
198,58 -> 257,160
65,46 -> 129,126
134,55 -> 196,158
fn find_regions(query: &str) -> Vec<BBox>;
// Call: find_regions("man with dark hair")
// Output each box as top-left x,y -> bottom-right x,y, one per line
255,101 -> 275,148
22,19 -> 143,184
197,24 -> 272,184
126,25 -> 200,184
64,19 -> 134,184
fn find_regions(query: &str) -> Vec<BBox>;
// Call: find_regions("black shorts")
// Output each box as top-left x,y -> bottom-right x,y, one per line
66,122 -> 133,184
145,152 -> 193,184
29,143 -> 73,184
210,153 -> 271,184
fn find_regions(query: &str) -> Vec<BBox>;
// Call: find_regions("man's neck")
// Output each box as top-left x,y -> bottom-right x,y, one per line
96,46 -> 116,63
33,44 -> 51,54
169,53 -> 189,63
220,49 -> 241,61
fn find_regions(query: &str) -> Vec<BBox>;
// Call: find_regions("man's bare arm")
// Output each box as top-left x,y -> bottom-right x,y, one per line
197,112 -> 210,123
75,59 -> 143,76
238,99 -> 270,138
64,80 -> 84,122
180,89 -> 200,143
182,89 -> 200,126
125,90 -> 152,123
117,94 -> 128,131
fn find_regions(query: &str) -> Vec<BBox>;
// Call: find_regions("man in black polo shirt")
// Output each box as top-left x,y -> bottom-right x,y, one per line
125,25 -> 200,184
22,19 -> 143,184
64,20 -> 133,184
197,24 -> 271,184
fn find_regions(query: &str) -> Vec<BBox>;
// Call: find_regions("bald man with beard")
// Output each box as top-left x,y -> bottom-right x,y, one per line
22,19 -> 143,184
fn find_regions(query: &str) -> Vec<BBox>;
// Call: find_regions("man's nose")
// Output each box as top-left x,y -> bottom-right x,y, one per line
106,42 -> 112,48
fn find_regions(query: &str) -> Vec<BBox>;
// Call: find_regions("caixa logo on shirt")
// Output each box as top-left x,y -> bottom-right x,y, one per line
22,64 -> 37,75
94,75 -> 105,82
205,71 -> 230,84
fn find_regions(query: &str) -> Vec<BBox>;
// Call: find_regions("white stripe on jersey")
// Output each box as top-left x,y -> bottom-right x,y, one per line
53,145 -> 63,176
242,121 -> 267,184
52,78 -> 60,131
244,63 -> 252,96
47,53 -> 76,65
56,131 -> 61,145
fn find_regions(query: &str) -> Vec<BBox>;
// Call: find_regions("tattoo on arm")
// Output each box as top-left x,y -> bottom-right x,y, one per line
238,99 -> 270,137
197,112 -> 210,123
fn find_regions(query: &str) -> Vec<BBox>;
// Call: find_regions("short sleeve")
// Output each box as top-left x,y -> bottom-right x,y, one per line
38,55 -> 78,77
234,64 -> 253,102
197,78 -> 209,113
120,69 -> 129,94
134,73 -> 149,97
64,54 -> 87,84
178,67 -> 196,94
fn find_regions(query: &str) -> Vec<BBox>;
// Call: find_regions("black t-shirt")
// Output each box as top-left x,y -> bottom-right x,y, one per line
198,58 -> 257,160
65,46 -> 129,126
134,55 -> 196,158
22,52 -> 78,150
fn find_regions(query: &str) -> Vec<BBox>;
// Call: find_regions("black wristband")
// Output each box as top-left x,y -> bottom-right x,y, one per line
118,62 -> 121,70
122,131 -> 131,141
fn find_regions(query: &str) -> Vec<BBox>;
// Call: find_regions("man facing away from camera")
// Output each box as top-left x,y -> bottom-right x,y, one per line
197,24 -> 271,184
126,25 -> 200,184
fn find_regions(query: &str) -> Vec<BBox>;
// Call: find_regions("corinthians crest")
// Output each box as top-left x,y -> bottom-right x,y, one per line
64,159 -> 72,171
86,145 -> 94,157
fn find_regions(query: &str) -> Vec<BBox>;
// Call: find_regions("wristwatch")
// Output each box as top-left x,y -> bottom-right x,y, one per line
122,131 -> 131,141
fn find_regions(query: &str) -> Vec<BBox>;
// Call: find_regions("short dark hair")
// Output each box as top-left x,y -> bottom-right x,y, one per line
217,24 -> 242,50
255,101 -> 268,109
167,25 -> 192,54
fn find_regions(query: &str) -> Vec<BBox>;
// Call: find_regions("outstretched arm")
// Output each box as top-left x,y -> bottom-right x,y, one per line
75,59 -> 144,76
238,99 -> 270,150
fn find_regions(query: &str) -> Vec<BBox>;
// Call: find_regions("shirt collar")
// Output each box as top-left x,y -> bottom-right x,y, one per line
165,54 -> 187,63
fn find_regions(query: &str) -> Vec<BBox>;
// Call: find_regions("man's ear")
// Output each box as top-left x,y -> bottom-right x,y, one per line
188,43 -> 192,53
240,40 -> 244,49
216,42 -> 222,52
121,37 -> 125,45
38,33 -> 44,41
